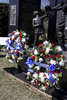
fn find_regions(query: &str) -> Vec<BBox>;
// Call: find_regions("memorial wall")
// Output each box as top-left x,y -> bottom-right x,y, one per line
9,0 -> 41,36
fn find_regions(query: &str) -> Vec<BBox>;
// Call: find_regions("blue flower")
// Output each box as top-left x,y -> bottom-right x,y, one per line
52,50 -> 55,53
25,37 -> 29,40
38,48 -> 41,51
56,63 -> 59,66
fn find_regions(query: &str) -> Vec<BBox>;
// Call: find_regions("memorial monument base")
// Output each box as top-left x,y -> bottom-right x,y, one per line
4,67 -> 67,100
4,48 -> 67,100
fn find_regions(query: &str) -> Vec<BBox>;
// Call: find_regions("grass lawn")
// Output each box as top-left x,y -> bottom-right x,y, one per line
0,50 -> 47,100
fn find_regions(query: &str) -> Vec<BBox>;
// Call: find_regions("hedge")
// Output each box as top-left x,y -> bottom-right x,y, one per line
0,3 -> 9,37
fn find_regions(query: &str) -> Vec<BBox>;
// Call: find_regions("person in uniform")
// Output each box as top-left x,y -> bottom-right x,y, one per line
32,11 -> 47,46
45,0 -> 67,50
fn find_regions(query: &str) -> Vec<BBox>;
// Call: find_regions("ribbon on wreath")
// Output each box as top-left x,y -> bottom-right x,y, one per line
25,57 -> 57,84
5,39 -> 24,51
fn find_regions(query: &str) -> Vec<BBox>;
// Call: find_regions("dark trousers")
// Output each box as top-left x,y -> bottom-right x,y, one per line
34,33 -> 46,46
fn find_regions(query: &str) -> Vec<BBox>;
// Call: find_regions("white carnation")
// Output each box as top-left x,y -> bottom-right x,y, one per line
12,55 -> 15,59
59,59 -> 64,66
27,72 -> 31,76
45,47 -> 52,54
16,37 -> 19,42
24,45 -> 29,49
43,40 -> 49,46
34,49 -> 39,55
39,72 -> 43,78
31,79 -> 35,83
52,74 -> 57,79
43,73 -> 49,79
33,73 -> 38,79
15,31 -> 19,35
29,64 -> 34,68
39,58 -> 43,62
50,59 -> 56,65
56,46 -> 62,52
18,57 -> 22,60
41,77 -> 45,83
6,54 -> 9,58
22,38 -> 26,42
23,32 -> 26,36
34,66 -> 40,71
41,86 -> 46,91
9,60 -> 13,63
12,35 -> 14,40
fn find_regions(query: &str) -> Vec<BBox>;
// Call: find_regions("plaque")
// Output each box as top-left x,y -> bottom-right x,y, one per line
10,5 -> 16,26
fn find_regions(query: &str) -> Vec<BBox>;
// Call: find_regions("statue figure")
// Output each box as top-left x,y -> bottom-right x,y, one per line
45,0 -> 67,50
32,11 -> 47,46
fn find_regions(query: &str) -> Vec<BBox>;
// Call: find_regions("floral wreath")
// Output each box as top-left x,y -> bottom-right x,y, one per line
26,41 -> 66,91
4,30 -> 29,63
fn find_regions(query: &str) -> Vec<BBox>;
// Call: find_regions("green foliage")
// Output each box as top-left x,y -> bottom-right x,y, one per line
0,3 -> 9,37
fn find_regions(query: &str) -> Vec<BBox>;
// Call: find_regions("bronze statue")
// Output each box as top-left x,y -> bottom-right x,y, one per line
32,11 -> 47,46
45,0 -> 67,50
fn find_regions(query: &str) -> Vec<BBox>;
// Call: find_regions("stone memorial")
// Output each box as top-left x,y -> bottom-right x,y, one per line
4,0 -> 67,100
9,0 -> 41,46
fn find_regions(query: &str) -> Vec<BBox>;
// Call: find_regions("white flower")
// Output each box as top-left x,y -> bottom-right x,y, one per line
33,73 -> 38,79
43,40 -> 49,46
45,47 -> 52,54
12,35 -> 14,40
34,66 -> 40,71
41,77 -> 45,83
27,72 -> 31,76
6,54 -> 9,58
22,38 -> 26,42
24,44 -> 29,49
18,57 -> 22,60
34,49 -> 39,55
59,59 -> 64,66
23,32 -> 26,36
43,73 -> 49,79
17,42 -> 20,45
15,31 -> 19,35
41,86 -> 46,91
29,64 -> 34,68
16,37 -> 19,42
39,72 -> 43,78
39,58 -> 43,62
52,74 -> 57,79
31,79 -> 35,83
12,55 -> 15,59
11,50 -> 13,53
39,72 -> 49,79
50,59 -> 56,65
9,60 -> 13,63
19,51 -> 24,54
56,46 -> 62,52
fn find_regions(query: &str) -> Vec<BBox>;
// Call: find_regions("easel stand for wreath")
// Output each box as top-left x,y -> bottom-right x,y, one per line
3,30 -> 67,100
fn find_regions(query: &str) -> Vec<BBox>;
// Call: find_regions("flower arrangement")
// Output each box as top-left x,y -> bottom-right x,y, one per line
4,30 -> 29,63
26,40 -> 66,91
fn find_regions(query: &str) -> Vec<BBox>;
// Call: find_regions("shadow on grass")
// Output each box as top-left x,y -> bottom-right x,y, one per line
0,55 -> 6,57
3,67 -> 22,75
3,67 -> 67,100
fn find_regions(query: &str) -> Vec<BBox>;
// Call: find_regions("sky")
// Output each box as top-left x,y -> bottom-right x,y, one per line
0,0 -> 50,9
0,0 -> 9,3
